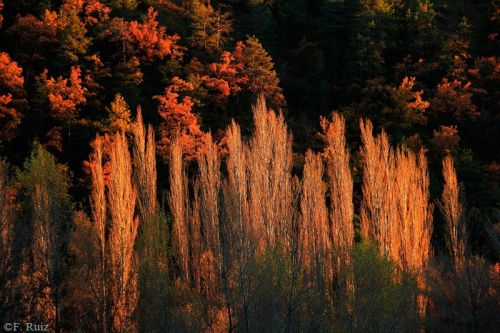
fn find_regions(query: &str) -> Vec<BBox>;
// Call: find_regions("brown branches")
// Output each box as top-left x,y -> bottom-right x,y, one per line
322,113 -> 354,278
88,135 -> 107,332
131,108 -> 158,221
394,146 -> 433,271
360,118 -> 395,256
248,95 -> 293,248
299,150 -> 329,284
168,136 -> 190,284
89,131 -> 139,332
360,119 -> 432,272
197,133 -> 222,294
107,132 -> 139,332
439,155 -> 466,268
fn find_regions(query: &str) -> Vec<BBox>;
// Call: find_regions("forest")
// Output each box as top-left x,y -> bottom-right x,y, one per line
0,0 -> 499,332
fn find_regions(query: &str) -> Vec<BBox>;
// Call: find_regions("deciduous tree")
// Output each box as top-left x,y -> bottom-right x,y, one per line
17,144 -> 73,332
107,132 -> 139,332
154,77 -> 207,160
0,52 -> 25,142
123,7 -> 182,62
107,94 -> 132,133
39,66 -> 87,123
439,155 -> 466,269
320,112 -> 354,283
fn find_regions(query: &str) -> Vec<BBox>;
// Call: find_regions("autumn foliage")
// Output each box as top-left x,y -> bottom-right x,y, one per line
0,52 -> 24,141
124,7 -> 182,62
154,77 -> 207,160
0,1 -> 499,331
360,118 -> 433,271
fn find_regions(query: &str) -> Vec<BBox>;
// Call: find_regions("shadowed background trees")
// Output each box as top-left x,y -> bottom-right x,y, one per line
0,0 -> 499,332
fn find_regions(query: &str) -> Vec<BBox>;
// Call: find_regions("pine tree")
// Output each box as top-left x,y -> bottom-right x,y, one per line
405,0 -> 439,59
56,0 -> 92,64
234,37 -> 285,110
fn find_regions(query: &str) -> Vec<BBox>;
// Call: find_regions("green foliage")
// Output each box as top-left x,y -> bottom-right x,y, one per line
57,6 -> 92,64
0,2 -> 498,331
240,246 -> 312,332
17,142 -> 73,224
239,36 -> 284,110
344,242 -> 419,333
16,143 -> 73,330
137,210 -> 171,332
406,0 -> 440,59
187,0 -> 233,56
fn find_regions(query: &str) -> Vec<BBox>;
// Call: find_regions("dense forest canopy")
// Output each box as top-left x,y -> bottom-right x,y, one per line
0,0 -> 499,332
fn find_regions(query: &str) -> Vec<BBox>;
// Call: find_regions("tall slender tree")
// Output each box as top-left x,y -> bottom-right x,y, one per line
107,132 -> 138,332
321,113 -> 354,280
439,155 -> 466,269
17,144 -> 73,332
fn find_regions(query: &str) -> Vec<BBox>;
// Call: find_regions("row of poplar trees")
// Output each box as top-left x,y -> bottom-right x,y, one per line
1,96 -> 498,332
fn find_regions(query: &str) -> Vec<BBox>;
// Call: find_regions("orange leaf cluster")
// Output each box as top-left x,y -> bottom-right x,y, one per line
82,0 -> 111,25
431,78 -> 479,121
154,77 -> 207,160
186,50 -> 248,104
431,125 -> 460,155
125,7 -> 182,61
40,66 -> 87,122
0,52 -> 24,141
0,53 -> 24,91
206,51 -> 247,97
399,76 -> 430,112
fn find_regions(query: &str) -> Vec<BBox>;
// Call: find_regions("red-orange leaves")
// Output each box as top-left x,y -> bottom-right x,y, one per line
0,53 -> 24,91
154,77 -> 207,160
0,53 -> 25,141
207,51 -> 246,95
125,7 -> 182,62
40,66 -> 87,123
430,78 -> 479,123
83,0 -> 111,26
